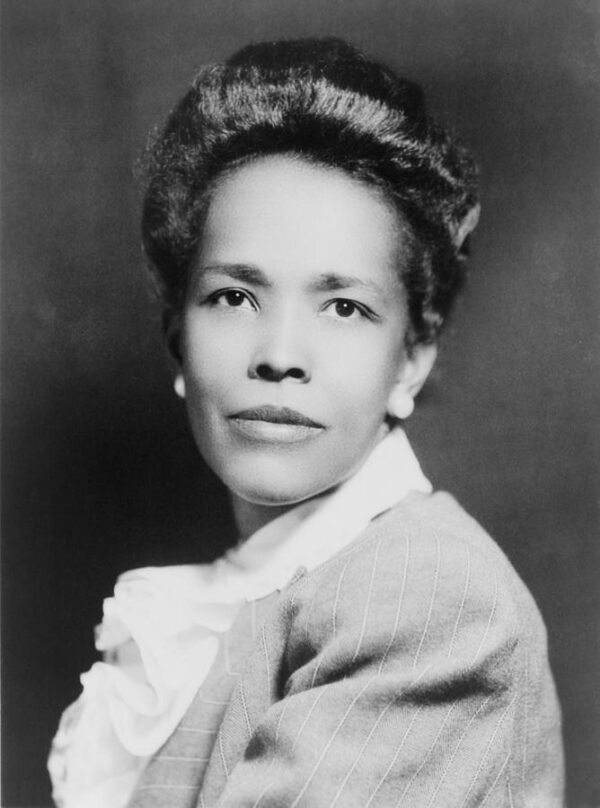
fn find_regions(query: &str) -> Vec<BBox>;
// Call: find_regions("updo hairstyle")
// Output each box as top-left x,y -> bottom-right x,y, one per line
142,38 -> 479,348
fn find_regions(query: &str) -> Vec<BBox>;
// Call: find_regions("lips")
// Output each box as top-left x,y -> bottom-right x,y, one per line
227,406 -> 325,444
228,405 -> 324,429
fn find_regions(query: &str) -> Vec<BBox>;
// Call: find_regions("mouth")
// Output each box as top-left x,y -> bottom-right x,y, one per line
228,406 -> 324,428
227,406 -> 325,444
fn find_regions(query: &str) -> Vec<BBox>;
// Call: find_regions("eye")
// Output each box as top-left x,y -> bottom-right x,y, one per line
321,299 -> 371,320
211,289 -> 257,311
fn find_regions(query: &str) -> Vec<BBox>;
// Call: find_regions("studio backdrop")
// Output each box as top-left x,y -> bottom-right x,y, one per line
2,1 -> 599,806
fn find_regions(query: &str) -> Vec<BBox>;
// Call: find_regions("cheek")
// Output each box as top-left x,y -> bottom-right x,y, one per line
322,332 -> 403,413
182,318 -> 246,397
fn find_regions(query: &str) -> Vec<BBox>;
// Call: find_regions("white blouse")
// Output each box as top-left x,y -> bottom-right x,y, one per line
48,427 -> 431,808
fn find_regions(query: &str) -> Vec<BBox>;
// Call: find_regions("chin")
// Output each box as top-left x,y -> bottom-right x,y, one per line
200,432 -> 378,510
220,458 -> 340,508
228,477 -> 324,508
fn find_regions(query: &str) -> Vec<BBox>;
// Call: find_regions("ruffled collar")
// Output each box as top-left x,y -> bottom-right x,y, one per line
48,427 -> 430,808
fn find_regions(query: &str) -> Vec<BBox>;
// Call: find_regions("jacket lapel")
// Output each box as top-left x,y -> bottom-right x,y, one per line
127,595 -> 276,807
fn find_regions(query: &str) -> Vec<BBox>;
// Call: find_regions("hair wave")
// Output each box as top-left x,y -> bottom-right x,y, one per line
142,38 -> 479,346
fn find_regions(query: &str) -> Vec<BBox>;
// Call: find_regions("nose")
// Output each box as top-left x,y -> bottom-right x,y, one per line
248,309 -> 311,383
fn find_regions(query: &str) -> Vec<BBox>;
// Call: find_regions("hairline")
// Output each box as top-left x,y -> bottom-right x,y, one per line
179,150 -> 418,342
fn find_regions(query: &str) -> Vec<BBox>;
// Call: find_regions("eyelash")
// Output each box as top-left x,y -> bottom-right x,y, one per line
206,288 -> 377,321
322,299 -> 374,321
209,289 -> 257,310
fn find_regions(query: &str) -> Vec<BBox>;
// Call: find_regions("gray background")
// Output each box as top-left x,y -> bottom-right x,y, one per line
2,1 -> 599,805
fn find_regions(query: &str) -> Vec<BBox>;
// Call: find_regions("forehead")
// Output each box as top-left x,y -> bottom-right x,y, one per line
198,156 -> 405,285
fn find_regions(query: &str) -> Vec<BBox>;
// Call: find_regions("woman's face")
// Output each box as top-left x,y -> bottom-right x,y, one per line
178,156 -> 420,508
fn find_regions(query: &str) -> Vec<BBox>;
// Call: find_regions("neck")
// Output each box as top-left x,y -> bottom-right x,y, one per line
229,494 -> 294,542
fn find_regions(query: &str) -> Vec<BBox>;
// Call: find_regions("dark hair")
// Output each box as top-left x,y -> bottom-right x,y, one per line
142,37 -> 479,347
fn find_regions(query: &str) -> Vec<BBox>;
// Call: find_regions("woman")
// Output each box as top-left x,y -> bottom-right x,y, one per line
49,38 -> 564,807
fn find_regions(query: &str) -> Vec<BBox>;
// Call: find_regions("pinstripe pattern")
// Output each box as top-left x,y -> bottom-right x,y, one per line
425,694 -> 493,807
127,492 -> 564,808
364,702 -> 426,808
447,539 -> 471,658
328,688 -> 400,807
412,530 -> 441,669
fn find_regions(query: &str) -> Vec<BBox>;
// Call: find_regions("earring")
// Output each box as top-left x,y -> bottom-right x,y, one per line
174,375 -> 186,399
387,387 -> 414,420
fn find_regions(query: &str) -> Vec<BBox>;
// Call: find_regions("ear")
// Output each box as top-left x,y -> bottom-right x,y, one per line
387,343 -> 437,420
454,203 -> 481,252
398,342 -> 438,397
164,310 -> 186,399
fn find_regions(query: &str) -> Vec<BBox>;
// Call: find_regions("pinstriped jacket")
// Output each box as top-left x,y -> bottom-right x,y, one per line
128,491 -> 564,807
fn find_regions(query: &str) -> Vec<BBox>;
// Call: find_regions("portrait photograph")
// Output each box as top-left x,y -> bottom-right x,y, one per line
2,1 -> 599,806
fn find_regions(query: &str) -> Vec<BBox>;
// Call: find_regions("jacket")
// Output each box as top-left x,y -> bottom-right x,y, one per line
128,491 -> 564,807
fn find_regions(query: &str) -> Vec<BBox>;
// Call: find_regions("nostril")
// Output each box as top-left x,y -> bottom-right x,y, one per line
256,363 -> 278,381
254,363 -> 307,382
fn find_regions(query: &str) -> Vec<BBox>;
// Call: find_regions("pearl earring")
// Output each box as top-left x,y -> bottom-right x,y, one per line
174,375 -> 186,399
387,387 -> 415,420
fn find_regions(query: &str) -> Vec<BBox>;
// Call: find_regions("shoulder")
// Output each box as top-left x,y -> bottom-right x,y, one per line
291,491 -> 530,615
199,500 -> 564,806
282,491 -> 547,685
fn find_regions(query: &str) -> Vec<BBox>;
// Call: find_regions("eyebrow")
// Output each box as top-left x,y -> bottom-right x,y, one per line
310,272 -> 384,296
198,265 -> 385,296
199,264 -> 271,287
